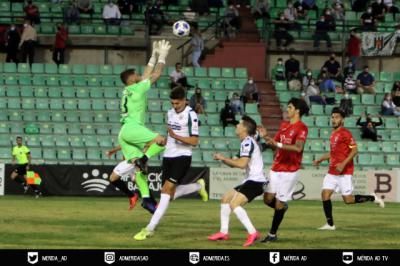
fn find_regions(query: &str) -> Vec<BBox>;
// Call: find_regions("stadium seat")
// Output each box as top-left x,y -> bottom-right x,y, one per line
45,64 -> 58,74
92,99 -> 105,110
51,111 -> 64,122
3,63 -> 17,73
386,154 -> 399,165
235,68 -> 248,78
48,87 -> 62,98
208,67 -> 221,78
195,67 -> 207,77
17,63 -> 30,73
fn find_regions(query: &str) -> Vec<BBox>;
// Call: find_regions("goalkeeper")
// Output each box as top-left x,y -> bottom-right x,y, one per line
117,40 -> 171,213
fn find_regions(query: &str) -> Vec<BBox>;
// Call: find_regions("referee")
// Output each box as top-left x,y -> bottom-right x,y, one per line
11,136 -> 41,197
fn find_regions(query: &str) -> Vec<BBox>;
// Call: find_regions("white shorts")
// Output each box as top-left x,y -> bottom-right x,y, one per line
113,160 -> 135,181
266,170 -> 300,202
322,174 -> 353,196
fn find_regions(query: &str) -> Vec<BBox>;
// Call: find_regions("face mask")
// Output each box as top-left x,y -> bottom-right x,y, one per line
326,11 -> 331,15
368,9 -> 372,13
344,93 -> 349,99
307,72 -> 312,76
278,61 -> 282,65
377,0 -> 382,3
288,4 -> 293,8
320,19 -> 325,22
248,80 -> 254,84
330,56 -> 335,60
280,16 -> 285,20
348,63 -> 352,67
23,23 -> 28,27
310,82 -> 315,85
10,26 -> 15,30
301,92 -> 306,97
229,5 -> 234,9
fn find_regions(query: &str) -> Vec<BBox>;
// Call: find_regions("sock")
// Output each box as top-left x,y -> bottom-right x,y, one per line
266,197 -> 276,209
30,185 -> 40,194
146,193 -> 171,232
233,206 -> 256,234
145,143 -> 165,159
355,194 -> 375,203
135,172 -> 150,198
270,208 -> 287,235
111,179 -> 135,197
174,183 -> 201,200
322,200 -> 334,226
220,203 -> 231,234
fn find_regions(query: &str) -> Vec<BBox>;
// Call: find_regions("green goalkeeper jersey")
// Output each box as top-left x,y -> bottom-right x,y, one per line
120,79 -> 151,125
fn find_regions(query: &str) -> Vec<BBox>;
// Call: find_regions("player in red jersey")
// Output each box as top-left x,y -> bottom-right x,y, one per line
258,98 -> 309,242
313,107 -> 385,231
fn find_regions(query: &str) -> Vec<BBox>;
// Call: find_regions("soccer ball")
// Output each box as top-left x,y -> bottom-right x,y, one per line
172,20 -> 190,37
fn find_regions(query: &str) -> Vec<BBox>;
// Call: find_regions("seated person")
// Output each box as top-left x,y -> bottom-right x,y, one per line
356,65 -> 375,94
381,93 -> 400,116
220,99 -> 239,130
356,113 -> 383,141
271,58 -> 286,80
230,92 -> 243,115
169,62 -> 191,89
189,87 -> 207,114
344,73 -> 357,94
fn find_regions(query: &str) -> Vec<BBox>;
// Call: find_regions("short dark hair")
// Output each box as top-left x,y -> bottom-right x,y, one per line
241,115 -> 257,136
120,69 -> 135,85
170,86 -> 186,100
175,62 -> 181,67
16,136 -> 22,140
331,107 -> 346,118
288,97 -> 309,117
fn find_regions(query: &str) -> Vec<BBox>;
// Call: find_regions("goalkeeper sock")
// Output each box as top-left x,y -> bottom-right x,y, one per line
136,171 -> 150,198
111,179 -> 135,197
322,200 -> 334,226
355,194 -> 375,203
145,143 -> 165,159
270,208 -> 287,235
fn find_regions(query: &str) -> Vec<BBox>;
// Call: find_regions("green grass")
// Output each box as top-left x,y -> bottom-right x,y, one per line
0,196 -> 399,249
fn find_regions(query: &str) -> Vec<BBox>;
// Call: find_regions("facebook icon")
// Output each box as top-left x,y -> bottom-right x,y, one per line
269,252 -> 280,264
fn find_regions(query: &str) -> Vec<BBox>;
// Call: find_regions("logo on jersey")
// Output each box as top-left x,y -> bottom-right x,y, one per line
81,169 -> 110,193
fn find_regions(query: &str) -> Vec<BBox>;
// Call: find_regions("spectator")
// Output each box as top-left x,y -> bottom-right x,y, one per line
77,0 -> 94,15
304,78 -> 327,107
5,24 -> 20,63
189,87 -> 207,114
343,60 -> 355,78
220,99 -> 239,131
118,0 -> 139,16
344,73 -> 357,94
273,13 -> 294,49
303,0 -> 318,11
24,0 -> 40,25
241,77 -> 259,110
285,53 -> 300,80
384,0 -> 399,20
381,93 -> 400,116
360,6 -> 377,31
103,0 -> 122,25
332,1 -> 344,20
190,0 -> 210,15
144,0 -> 167,35
64,0 -> 80,24
371,0 -> 386,22
323,7 -> 336,31
209,0 -> 224,8
313,15 -> 332,50
391,81 -> 400,106
356,66 -> 375,94
183,7 -> 197,22
191,25 -> 204,68
169,62 -> 191,89
322,53 -> 343,82
340,93 -> 353,116
317,69 -> 336,93
347,30 -> 361,68
18,21 -> 37,67
52,24 -> 68,65
352,0 -> 369,12
302,69 -> 313,89
251,0 -> 270,19
356,114 -> 383,141
230,92 -> 243,114
284,1 -> 301,30
271,57 -> 285,80
296,5 -> 307,20
223,3 -> 241,38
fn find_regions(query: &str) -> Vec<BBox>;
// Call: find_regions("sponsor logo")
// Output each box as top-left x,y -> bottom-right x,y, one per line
81,169 -> 110,193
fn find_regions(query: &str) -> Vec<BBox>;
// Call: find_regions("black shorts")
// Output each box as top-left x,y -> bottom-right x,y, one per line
162,156 -> 192,184
234,180 -> 266,202
14,164 -> 28,176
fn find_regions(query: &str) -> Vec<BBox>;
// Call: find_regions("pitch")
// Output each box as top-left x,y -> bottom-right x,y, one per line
0,196 -> 398,249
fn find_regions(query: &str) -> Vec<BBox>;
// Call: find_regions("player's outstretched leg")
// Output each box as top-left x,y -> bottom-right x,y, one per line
197,178 -> 209,202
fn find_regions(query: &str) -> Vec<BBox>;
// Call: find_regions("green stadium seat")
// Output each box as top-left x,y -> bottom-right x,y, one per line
74,76 -> 87,86
221,68 -> 234,78
18,63 -> 30,73
224,79 -> 239,90
386,154 -> 399,165
63,99 -> 77,110
62,87 -> 75,98
89,88 -> 103,98
379,72 -> 393,82
208,67 -> 221,77
113,64 -> 126,75
382,142 -> 396,152
246,103 -> 258,114
43,148 -> 57,161
26,136 -> 40,147
77,99 -> 91,110
54,124 -> 68,134
361,94 -> 375,105
86,64 -> 100,74
4,63 -> 17,73
76,87 -> 90,98
94,112 -> 107,123
20,86 -> 34,97
182,67 -> 194,77
385,117 -> 398,128
353,105 -> 365,116
101,76 -> 115,87
79,112 -> 93,123
45,64 -> 58,74
68,25 -> 80,34
21,98 -> 35,109
48,87 -> 62,98
72,64 -> 85,74
202,151 -> 215,163
151,113 -> 164,124
32,76 -> 46,86
57,148 -> 72,160
92,99 -> 105,110
98,136 -> 113,147
199,125 -> 210,136
99,65 -> 113,75
195,67 -> 207,77
199,138 -> 213,149
210,126 -> 223,137
6,87 -> 19,97
319,127 -> 330,139
51,111 -> 64,122
235,68 -> 248,78
81,25 -> 94,34
58,64 -> 71,74
367,142 -> 380,152
5,76 -> 17,85
224,127 -> 236,137
357,141 -> 367,152
107,25 -> 120,35
94,25 -> 106,34
55,135 -> 70,147
97,126 -> 111,135
70,136 -> 84,147
211,80 -> 224,90
315,116 -> 329,127
121,26 -> 134,35
87,149 -> 103,161
49,99 -> 63,110
104,88 -> 116,98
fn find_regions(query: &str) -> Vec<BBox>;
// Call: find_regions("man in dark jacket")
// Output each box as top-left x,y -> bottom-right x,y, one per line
356,114 -> 383,141
5,24 -> 20,63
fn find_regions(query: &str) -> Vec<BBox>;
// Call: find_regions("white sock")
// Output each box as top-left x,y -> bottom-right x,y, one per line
220,203 -> 231,234
146,193 -> 171,232
173,183 -> 201,200
233,206 -> 256,234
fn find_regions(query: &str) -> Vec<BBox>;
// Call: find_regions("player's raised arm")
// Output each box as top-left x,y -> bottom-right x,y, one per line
150,40 -> 171,84
142,41 -> 159,80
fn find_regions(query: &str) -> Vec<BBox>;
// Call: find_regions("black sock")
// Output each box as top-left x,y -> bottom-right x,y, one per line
322,200 -> 334,226
14,176 -> 26,185
111,179 -> 135,197
270,208 -> 287,235
355,195 -> 375,203
30,185 -> 40,194
266,197 -> 276,209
